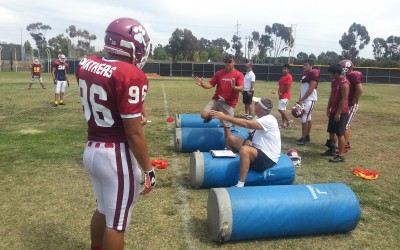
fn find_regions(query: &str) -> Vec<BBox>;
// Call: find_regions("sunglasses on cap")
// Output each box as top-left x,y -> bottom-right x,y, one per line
224,60 -> 233,63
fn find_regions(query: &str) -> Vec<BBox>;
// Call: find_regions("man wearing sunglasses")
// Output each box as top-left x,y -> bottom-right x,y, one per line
194,54 -> 244,141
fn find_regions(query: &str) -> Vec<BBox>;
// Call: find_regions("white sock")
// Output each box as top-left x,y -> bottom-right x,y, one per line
235,181 -> 245,187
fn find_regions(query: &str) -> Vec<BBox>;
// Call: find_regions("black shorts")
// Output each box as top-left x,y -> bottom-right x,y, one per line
250,148 -> 276,172
327,113 -> 349,136
242,91 -> 254,105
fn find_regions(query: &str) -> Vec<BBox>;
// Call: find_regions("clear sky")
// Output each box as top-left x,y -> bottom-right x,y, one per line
1,0 -> 399,59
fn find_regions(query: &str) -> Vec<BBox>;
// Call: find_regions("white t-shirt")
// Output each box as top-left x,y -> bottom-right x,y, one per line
243,70 -> 256,91
251,115 -> 281,162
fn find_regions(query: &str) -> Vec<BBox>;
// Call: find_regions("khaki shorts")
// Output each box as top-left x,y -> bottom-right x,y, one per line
204,99 -> 234,127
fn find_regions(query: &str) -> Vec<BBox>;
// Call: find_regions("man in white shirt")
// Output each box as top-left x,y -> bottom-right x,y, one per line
241,62 -> 256,119
211,96 -> 281,187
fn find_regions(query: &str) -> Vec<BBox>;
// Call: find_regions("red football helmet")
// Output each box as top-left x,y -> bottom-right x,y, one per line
291,102 -> 305,118
104,17 -> 150,69
287,149 -> 301,167
339,59 -> 354,76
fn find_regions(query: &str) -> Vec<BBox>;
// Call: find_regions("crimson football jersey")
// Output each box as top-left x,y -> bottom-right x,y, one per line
301,69 -> 320,86
210,69 -> 244,108
76,56 -> 148,142
346,71 -> 363,105
30,63 -> 42,77
330,76 -> 349,114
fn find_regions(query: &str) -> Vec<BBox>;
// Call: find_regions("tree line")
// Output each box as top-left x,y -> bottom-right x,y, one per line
23,21 -> 400,67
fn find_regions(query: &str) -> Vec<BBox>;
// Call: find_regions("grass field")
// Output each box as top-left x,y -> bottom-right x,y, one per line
0,71 -> 399,249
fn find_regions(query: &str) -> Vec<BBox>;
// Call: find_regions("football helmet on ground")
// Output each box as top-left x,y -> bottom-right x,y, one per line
104,17 -> 150,69
291,102 -> 305,118
339,59 -> 354,76
287,149 -> 301,167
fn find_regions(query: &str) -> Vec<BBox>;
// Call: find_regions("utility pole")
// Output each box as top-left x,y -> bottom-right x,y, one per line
244,36 -> 248,59
234,20 -> 241,37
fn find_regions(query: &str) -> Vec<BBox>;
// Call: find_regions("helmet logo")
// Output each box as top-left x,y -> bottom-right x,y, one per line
133,25 -> 146,45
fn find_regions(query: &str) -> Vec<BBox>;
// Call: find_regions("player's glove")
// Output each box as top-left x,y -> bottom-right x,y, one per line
140,168 -> 156,195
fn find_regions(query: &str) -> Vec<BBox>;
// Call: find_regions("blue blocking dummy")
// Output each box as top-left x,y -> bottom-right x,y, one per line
190,151 -> 295,188
207,183 -> 361,242
174,127 -> 248,153
175,113 -> 222,128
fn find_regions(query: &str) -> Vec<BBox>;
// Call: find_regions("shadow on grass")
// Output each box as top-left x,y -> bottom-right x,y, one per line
21,222 -> 86,249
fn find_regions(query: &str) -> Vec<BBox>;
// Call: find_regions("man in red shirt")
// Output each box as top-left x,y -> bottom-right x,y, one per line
320,64 -> 350,163
194,54 -> 244,141
277,64 -> 293,128
28,58 -> 46,90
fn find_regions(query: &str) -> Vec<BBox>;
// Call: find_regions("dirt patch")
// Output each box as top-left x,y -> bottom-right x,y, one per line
146,73 -> 160,78
19,129 -> 43,135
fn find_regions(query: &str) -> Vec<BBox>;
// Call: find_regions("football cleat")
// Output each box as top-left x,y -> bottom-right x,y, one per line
329,155 -> 345,163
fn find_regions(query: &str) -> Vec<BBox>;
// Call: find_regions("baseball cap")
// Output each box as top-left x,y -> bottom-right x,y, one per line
253,96 -> 273,111
224,54 -> 235,61
246,62 -> 253,67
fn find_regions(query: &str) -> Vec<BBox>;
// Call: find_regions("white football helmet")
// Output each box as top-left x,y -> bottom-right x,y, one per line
34,58 -> 39,63
287,149 -> 301,167
339,59 -> 354,76
58,54 -> 66,63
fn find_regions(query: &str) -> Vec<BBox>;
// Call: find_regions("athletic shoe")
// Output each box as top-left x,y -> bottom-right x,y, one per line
28,87 -> 31,90
42,86 -> 46,89
279,124 -> 288,129
320,149 -> 335,156
59,102 -> 66,106
297,138 -> 306,146
296,135 -> 310,143
241,114 -> 249,119
245,115 -> 253,120
203,117 -> 212,123
286,120 -> 294,128
329,155 -> 345,163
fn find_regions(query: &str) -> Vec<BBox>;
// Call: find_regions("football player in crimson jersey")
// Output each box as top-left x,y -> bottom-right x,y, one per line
320,64 -> 350,163
194,53 -> 244,143
51,54 -> 69,107
341,60 -> 363,151
296,59 -> 320,145
28,58 -> 46,90
75,17 -> 155,250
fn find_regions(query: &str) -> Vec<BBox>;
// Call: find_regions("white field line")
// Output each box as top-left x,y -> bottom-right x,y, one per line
161,83 -> 196,250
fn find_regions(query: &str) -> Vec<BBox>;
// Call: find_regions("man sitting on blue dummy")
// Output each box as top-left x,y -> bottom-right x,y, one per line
211,96 -> 281,187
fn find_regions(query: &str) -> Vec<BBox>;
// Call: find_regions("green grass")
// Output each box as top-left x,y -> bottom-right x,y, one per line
0,72 -> 399,249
